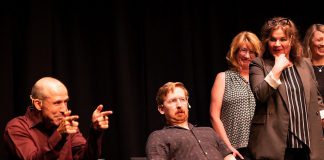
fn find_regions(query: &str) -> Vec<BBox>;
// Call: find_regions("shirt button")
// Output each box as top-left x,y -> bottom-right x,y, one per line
198,140 -> 201,143
205,152 -> 208,155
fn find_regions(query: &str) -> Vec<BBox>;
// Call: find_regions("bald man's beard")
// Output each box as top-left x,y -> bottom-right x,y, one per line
165,110 -> 189,126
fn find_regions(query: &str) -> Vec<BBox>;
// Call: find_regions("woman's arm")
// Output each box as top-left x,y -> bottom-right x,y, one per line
210,72 -> 243,159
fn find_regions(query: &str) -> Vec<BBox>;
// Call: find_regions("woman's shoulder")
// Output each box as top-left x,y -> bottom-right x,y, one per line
295,57 -> 312,67
216,71 -> 226,79
252,57 -> 263,64
301,57 -> 312,64
249,57 -> 265,69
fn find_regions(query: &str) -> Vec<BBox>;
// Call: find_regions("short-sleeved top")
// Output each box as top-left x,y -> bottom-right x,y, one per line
145,123 -> 231,160
221,70 -> 256,149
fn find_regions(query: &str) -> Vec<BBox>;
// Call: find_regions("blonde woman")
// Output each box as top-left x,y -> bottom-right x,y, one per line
210,31 -> 261,160
303,24 -> 324,98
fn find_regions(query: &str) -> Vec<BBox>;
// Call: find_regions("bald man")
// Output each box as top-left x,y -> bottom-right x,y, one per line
4,77 -> 113,160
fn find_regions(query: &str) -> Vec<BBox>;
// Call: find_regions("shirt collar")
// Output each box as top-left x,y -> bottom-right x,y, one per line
164,123 -> 196,130
25,106 -> 43,128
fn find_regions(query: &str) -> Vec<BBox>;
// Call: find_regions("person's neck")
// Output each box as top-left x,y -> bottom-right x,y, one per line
169,121 -> 189,129
312,56 -> 324,66
239,67 -> 249,81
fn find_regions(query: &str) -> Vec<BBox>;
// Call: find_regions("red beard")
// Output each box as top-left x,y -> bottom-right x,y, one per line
166,109 -> 188,125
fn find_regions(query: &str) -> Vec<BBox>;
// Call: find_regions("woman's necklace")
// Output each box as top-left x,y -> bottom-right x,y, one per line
315,65 -> 324,72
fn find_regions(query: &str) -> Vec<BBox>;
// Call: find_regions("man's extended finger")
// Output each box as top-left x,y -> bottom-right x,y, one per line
72,120 -> 79,127
97,116 -> 104,122
98,120 -> 107,125
65,115 -> 79,121
67,128 -> 78,134
64,110 -> 71,116
100,124 -> 109,129
100,110 -> 113,116
95,104 -> 104,113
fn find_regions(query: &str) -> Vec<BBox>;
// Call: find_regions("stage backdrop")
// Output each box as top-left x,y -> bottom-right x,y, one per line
0,0 -> 322,159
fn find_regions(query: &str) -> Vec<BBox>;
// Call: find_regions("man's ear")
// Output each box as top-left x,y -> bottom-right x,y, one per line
158,105 -> 165,114
33,99 -> 42,111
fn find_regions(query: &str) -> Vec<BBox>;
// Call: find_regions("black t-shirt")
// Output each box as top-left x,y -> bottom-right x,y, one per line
313,65 -> 324,99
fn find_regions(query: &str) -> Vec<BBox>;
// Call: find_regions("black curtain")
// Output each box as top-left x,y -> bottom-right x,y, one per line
0,0 -> 322,159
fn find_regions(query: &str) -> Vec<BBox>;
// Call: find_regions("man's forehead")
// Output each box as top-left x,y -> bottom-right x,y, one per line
166,87 -> 185,97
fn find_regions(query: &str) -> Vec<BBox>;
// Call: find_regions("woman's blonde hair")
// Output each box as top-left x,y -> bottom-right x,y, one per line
226,31 -> 262,71
303,24 -> 324,58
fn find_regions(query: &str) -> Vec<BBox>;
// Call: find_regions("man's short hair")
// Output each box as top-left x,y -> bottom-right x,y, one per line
156,82 -> 189,107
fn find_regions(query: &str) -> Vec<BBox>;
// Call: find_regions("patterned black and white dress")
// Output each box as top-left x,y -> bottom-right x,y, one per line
220,70 -> 256,149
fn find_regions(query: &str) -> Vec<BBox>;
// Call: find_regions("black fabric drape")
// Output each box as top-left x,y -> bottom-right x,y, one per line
0,0 -> 322,159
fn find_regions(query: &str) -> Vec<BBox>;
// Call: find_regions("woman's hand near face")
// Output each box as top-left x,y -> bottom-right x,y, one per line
272,54 -> 291,79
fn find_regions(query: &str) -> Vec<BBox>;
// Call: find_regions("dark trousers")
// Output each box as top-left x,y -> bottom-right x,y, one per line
284,148 -> 310,160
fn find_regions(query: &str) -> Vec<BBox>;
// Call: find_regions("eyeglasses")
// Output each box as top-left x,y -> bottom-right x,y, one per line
267,18 -> 290,27
165,97 -> 188,105
239,48 -> 256,57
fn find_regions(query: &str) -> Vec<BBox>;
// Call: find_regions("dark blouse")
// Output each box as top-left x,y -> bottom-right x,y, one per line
145,123 -> 232,160
313,65 -> 324,98
4,107 -> 104,160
